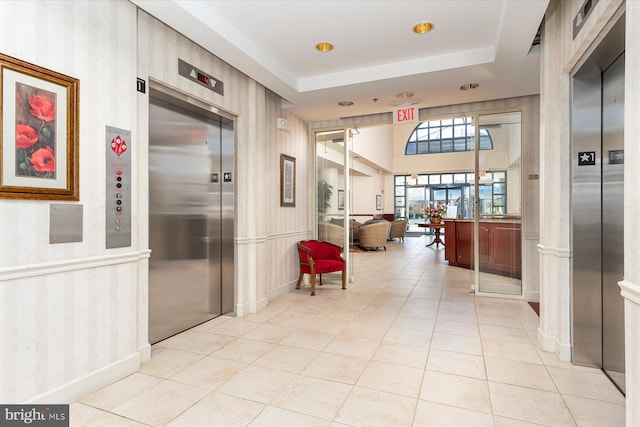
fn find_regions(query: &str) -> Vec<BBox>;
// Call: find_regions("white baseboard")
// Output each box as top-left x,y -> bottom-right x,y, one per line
26,353 -> 141,404
236,281 -> 297,316
138,343 -> 151,364
524,290 -> 540,303
538,327 -> 572,362
236,295 -> 269,317
268,280 -> 297,300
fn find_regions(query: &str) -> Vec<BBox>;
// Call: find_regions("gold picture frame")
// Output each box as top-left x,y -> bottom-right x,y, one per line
0,53 -> 79,200
280,153 -> 295,207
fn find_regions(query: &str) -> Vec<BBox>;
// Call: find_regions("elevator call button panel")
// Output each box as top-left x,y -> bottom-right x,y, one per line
106,126 -> 132,248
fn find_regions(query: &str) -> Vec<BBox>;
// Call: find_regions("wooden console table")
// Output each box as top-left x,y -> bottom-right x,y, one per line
417,223 -> 445,248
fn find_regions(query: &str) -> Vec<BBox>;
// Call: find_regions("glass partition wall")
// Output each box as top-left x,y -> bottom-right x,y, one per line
476,111 -> 522,295
394,111 -> 523,296
316,129 -> 352,282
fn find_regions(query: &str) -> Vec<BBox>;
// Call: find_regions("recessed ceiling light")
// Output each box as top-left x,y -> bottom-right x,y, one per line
396,91 -> 414,99
338,100 -> 354,107
460,83 -> 479,91
413,22 -> 434,34
315,42 -> 334,52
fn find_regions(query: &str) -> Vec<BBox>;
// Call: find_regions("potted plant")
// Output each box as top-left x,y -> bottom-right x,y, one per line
317,179 -> 333,214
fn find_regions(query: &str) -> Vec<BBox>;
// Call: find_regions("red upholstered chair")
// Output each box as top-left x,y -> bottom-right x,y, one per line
296,240 -> 346,296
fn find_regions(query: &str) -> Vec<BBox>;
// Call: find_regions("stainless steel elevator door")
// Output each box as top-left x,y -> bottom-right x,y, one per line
571,14 -> 625,394
602,54 -> 625,391
148,91 -> 234,344
572,60 -> 603,368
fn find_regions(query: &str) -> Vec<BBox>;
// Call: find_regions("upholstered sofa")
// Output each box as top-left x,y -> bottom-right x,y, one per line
358,221 -> 389,251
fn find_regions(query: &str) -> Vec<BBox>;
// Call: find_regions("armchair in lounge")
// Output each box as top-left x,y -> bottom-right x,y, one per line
388,219 -> 408,242
358,221 -> 389,251
296,240 -> 346,296
317,222 -> 344,248
330,218 -> 361,242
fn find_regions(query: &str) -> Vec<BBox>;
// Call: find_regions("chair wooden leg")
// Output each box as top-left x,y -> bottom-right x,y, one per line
296,272 -> 304,289
310,266 -> 316,296
341,268 -> 346,290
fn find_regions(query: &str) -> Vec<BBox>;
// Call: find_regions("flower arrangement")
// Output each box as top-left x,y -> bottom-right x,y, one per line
426,204 -> 447,222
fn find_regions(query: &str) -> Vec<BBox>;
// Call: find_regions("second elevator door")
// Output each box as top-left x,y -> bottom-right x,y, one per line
601,52 -> 625,391
571,16 -> 625,393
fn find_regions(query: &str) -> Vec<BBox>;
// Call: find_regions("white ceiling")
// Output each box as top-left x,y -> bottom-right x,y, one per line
131,0 -> 549,122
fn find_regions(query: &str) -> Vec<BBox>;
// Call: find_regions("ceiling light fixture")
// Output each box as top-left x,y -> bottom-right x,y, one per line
338,101 -> 354,107
413,22 -> 434,34
460,83 -> 479,91
396,91 -> 414,99
315,42 -> 334,52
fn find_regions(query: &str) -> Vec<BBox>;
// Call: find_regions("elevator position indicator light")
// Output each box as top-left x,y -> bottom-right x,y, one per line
197,72 -> 209,85
609,150 -> 624,165
578,151 -> 596,166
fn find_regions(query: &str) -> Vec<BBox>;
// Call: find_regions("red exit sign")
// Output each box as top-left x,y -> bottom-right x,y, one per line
393,106 -> 418,124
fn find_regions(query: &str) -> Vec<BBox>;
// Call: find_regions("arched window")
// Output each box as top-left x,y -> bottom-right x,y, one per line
405,117 -> 493,155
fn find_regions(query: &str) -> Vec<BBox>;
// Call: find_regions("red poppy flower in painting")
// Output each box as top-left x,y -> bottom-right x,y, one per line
28,95 -> 56,122
30,146 -> 56,172
16,124 -> 39,149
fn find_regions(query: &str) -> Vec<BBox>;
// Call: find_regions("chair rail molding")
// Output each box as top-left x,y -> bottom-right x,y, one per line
0,250 -> 151,281
537,243 -> 571,258
619,280 -> 640,305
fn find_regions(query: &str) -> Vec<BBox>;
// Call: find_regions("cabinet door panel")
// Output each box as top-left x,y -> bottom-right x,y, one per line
492,225 -> 521,277
479,225 -> 491,265
456,222 -> 474,267
444,221 -> 456,263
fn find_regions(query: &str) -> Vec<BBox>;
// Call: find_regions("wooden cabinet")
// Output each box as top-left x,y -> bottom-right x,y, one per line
444,219 -> 521,279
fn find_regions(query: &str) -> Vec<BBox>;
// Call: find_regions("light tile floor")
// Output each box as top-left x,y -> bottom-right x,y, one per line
71,236 -> 625,426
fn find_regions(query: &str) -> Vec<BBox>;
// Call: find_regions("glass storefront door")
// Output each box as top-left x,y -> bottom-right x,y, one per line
407,186 -> 427,232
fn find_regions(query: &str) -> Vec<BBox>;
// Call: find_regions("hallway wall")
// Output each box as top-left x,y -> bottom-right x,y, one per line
0,1 -> 311,403
538,0 -> 624,361
0,1 -> 141,403
539,0 -> 640,422
622,2 -> 640,423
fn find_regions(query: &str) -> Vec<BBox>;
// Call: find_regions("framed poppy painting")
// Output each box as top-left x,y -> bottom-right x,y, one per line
0,53 -> 79,200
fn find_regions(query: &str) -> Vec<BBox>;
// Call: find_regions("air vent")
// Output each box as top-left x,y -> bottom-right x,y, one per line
531,25 -> 541,47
